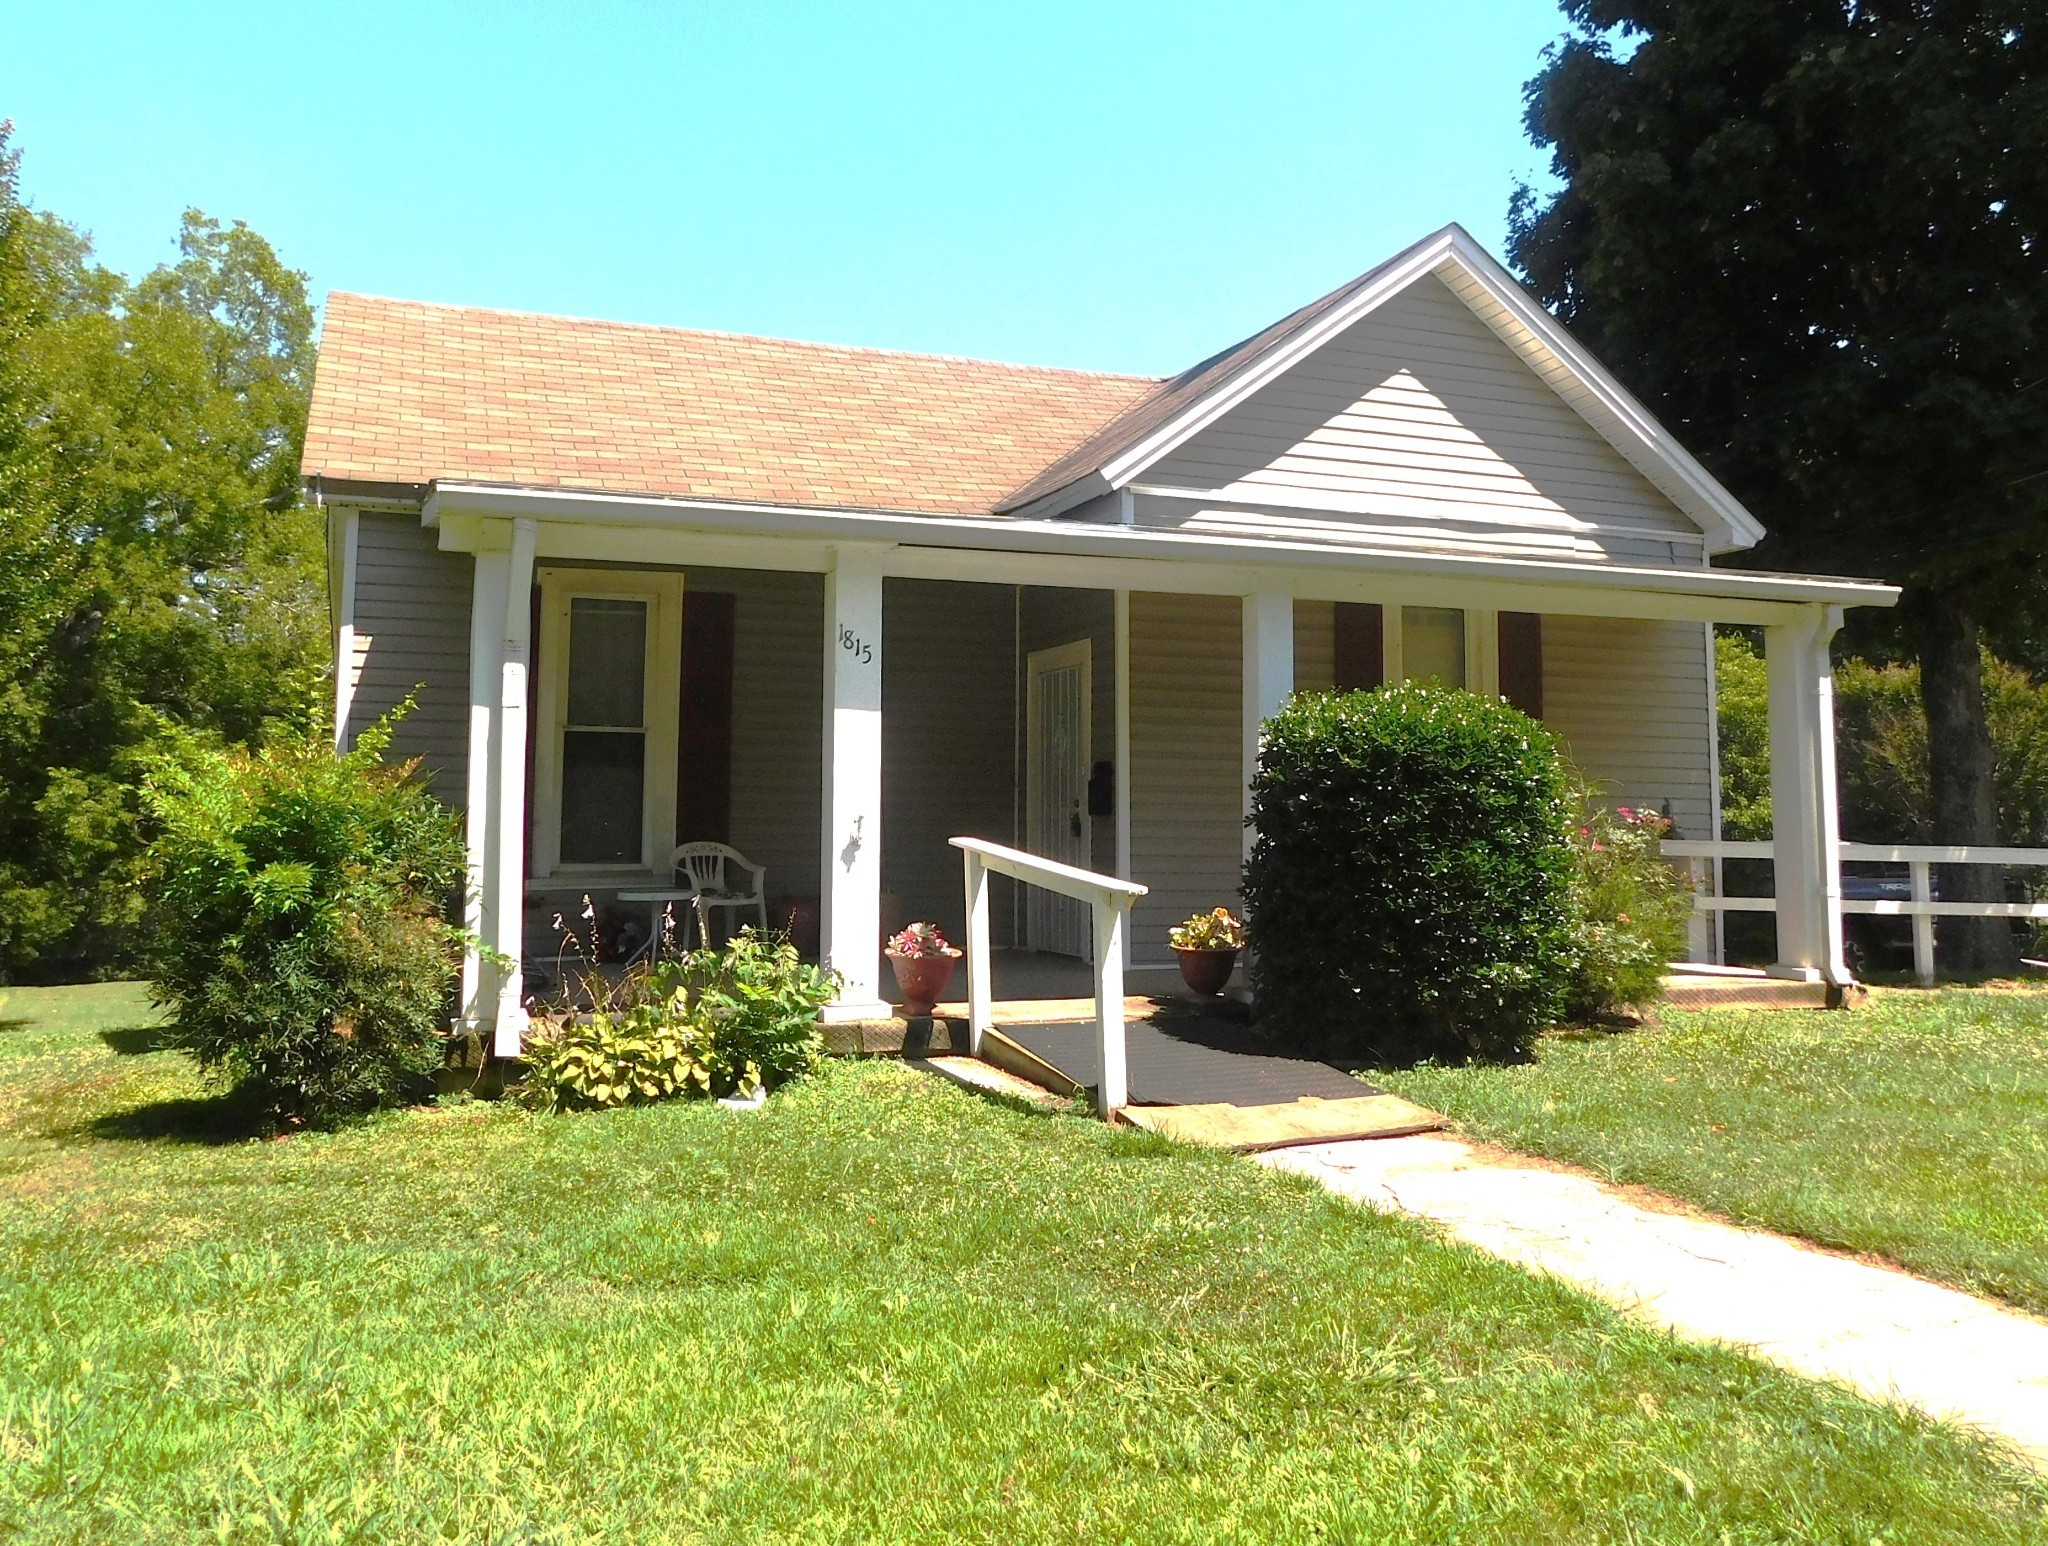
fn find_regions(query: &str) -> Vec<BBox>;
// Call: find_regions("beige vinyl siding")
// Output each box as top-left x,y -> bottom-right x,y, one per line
883,579 -> 1019,940
1128,592 -> 1243,968
1293,599 -> 1335,692
345,510 -> 472,802
1141,275 -> 1704,565
1542,614 -> 1716,842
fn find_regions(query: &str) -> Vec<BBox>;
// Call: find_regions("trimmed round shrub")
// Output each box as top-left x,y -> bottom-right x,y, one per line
141,712 -> 466,1124
1244,685 -> 1577,1063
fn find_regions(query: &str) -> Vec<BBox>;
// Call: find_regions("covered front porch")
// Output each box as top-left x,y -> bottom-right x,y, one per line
438,485 -> 1886,1054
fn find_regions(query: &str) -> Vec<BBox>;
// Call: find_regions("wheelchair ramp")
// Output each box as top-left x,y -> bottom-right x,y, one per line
986,1008 -> 1445,1151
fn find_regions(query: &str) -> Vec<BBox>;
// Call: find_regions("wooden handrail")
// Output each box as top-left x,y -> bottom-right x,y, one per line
948,837 -> 1149,905
949,837 -> 1148,1117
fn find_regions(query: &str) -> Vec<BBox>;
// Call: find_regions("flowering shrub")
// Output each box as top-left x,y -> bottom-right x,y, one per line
887,921 -> 957,958
1170,907 -> 1244,951
1565,795 -> 1693,1019
519,930 -> 834,1113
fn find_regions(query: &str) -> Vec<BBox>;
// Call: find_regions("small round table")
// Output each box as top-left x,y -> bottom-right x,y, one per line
615,886 -> 703,964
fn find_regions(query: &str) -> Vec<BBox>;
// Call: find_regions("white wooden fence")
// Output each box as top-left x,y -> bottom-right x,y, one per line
950,837 -> 1148,1117
1663,839 -> 2048,985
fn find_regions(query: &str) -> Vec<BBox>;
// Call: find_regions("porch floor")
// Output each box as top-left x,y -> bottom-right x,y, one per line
878,948 -> 1196,1011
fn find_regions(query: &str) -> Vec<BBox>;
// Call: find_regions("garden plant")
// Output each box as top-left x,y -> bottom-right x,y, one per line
140,709 -> 467,1126
1564,791 -> 1693,1020
519,927 -> 835,1113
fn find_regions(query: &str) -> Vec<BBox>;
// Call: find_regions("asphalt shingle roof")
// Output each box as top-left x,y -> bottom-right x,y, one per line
303,292 -> 1161,516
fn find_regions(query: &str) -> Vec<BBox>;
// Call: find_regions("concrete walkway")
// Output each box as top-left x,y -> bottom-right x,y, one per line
1261,1133 -> 2048,1470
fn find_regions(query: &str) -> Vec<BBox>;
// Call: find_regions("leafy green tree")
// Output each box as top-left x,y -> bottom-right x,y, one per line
1714,630 -> 1772,842
0,123 -> 325,981
1835,653 -> 2048,849
1512,3 -> 2047,971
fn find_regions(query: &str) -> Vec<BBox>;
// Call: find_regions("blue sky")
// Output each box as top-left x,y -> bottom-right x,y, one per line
5,1 -> 1568,376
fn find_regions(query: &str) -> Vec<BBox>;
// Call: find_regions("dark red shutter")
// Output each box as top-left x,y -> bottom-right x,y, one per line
1333,602 -> 1384,690
677,591 -> 736,844
1497,611 -> 1544,719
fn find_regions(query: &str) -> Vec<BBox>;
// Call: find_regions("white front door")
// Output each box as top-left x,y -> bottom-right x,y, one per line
1026,640 -> 1093,959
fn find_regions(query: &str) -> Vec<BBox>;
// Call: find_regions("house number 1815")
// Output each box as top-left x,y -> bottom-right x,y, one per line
838,626 -> 873,664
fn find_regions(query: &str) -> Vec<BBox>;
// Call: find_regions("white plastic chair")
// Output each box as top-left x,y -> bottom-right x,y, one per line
667,842 -> 768,948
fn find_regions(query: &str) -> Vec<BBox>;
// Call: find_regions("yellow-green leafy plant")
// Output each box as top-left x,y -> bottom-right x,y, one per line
1169,907 -> 1244,951
518,930 -> 835,1113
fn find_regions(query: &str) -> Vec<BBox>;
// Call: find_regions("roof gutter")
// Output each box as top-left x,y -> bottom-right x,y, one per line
423,482 -> 1898,611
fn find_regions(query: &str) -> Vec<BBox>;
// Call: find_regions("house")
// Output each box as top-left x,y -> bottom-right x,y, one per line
304,224 -> 1896,1053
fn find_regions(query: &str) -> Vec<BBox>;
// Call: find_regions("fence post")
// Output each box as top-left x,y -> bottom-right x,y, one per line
1909,859 -> 1936,987
962,849 -> 991,1057
1093,902 -> 1128,1117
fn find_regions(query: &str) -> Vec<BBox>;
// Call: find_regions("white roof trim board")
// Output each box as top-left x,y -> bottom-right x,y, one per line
423,482 -> 1890,612
1005,225 -> 1769,557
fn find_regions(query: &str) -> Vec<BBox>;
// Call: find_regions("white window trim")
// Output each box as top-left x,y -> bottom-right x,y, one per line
531,567 -> 684,878
1380,604 -> 1500,695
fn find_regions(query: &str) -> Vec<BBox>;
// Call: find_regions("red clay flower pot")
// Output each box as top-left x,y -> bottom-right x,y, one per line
887,948 -> 961,1017
1175,946 -> 1239,997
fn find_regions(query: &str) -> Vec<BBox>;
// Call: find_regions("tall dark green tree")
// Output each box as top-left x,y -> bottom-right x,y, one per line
0,123 -> 326,981
1511,2 -> 2048,971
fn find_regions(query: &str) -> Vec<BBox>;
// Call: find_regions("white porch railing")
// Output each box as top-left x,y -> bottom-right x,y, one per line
1664,839 -> 2048,986
950,837 -> 1148,1117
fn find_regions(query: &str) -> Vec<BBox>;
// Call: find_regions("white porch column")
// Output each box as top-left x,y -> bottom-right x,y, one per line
1242,589 -> 1295,860
820,545 -> 892,1020
460,549 -> 509,1030
1114,588 -> 1133,967
492,518 -> 538,1054
1765,604 -> 1849,985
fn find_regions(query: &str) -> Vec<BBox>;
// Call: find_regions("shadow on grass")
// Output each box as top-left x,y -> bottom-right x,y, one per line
98,1025 -> 175,1056
85,1090 -> 274,1146
0,1018 -> 27,1034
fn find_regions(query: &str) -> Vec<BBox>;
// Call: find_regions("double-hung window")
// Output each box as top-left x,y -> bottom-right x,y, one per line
532,569 -> 682,877
560,597 -> 650,864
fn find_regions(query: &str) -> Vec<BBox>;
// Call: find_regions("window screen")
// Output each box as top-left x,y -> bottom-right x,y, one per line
560,597 -> 648,864
1402,606 -> 1466,688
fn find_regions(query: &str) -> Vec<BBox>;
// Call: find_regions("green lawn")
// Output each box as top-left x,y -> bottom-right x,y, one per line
1,984 -> 2044,1542
1386,987 -> 2048,1315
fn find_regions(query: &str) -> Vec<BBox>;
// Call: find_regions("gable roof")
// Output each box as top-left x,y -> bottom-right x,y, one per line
994,243 -> 1419,515
997,225 -> 1765,552
303,228 -> 1766,553
303,293 -> 1157,516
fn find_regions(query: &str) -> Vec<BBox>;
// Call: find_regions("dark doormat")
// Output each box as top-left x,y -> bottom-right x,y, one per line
1000,1011 -> 1376,1108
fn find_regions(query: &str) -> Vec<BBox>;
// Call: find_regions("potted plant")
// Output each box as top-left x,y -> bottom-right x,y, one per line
1169,907 -> 1244,996
885,921 -> 962,1017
